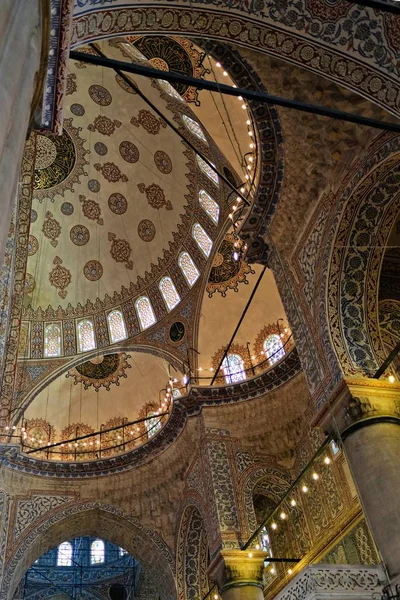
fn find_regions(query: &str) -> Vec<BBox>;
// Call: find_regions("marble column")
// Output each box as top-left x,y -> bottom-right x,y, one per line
318,378 -> 400,583
0,0 -> 41,269
210,550 -> 265,600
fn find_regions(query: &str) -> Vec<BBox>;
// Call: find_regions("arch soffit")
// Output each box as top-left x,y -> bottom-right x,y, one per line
3,501 -> 176,600
326,133 -> 400,376
71,5 -> 400,118
175,503 -> 209,600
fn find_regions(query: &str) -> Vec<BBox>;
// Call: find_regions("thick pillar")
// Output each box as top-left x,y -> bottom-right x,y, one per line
318,379 -> 400,583
0,0 -> 41,268
210,550 -> 265,600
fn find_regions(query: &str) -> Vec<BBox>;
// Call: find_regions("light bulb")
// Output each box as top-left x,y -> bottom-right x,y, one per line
238,95 -> 243,100
324,456 -> 331,465
271,522 -> 277,530
248,552 -> 253,558
240,187 -> 245,193
249,143 -> 254,149
302,485 -> 308,493
280,512 -> 286,520
223,71 -> 228,76
270,568 -> 276,574
288,569 -> 293,575
389,375 -> 395,383
312,472 -> 319,480
290,499 -> 296,507
255,544 -> 260,550
216,62 -> 221,67
241,104 -> 246,110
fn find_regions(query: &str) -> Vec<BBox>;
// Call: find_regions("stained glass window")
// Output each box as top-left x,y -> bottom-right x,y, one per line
107,310 -> 127,344
222,353 -> 246,384
44,323 -> 62,358
145,411 -> 162,438
192,223 -> 213,258
159,277 -> 181,311
330,440 -> 340,455
196,155 -> 219,185
158,79 -> 184,101
182,114 -> 207,142
135,296 -> 156,330
57,542 -> 72,567
263,334 -> 285,365
178,252 -> 200,287
199,189 -> 219,224
77,319 -> 96,353
260,527 -> 273,565
91,539 -> 105,565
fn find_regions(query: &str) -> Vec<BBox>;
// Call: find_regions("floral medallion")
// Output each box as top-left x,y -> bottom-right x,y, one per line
24,418 -> 55,447
66,73 -> 77,95
88,115 -> 121,136
88,84 -> 112,106
79,194 -> 103,225
94,142 -> 108,156
115,73 -> 137,94
49,256 -> 71,299
137,219 -> 156,242
88,179 -> 100,193
119,141 -> 139,163
94,162 -> 128,183
70,224 -> 90,246
129,35 -> 209,104
137,182 -> 172,210
70,103 -> 85,116
130,109 -> 167,135
61,202 -> 74,216
27,235 -> 39,256
108,193 -> 127,215
84,260 -> 103,281
154,150 -> 172,175
24,273 -> 36,295
42,211 -> 61,247
108,232 -> 133,270
66,353 -> 131,392
206,234 -> 255,298
31,209 -> 37,223
34,119 -> 89,202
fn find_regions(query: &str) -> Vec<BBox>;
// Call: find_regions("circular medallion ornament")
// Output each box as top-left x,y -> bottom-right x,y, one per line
61,202 -> 74,216
119,141 -> 139,163
149,57 -> 169,71
24,273 -> 36,295
84,260 -> 103,281
169,321 -> 185,343
94,142 -> 108,156
66,353 -> 131,392
88,84 -> 112,106
70,103 -> 85,116
31,209 -> 37,223
70,224 -> 90,246
115,74 -> 137,94
27,235 -> 38,256
34,129 -> 76,190
108,193 -> 127,215
212,252 -> 224,268
154,150 -> 172,174
138,219 -> 155,242
88,179 -> 100,193
207,235 -> 255,298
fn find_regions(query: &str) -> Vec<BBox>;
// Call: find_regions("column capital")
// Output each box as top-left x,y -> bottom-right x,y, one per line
315,377 -> 400,437
209,550 -> 265,593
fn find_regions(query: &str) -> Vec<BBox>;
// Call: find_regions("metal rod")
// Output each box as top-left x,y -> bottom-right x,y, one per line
210,265 -> 267,385
85,44 -> 251,207
25,412 -> 169,454
373,338 -> 400,379
241,437 -> 331,550
345,0 -> 400,15
69,50 -> 400,133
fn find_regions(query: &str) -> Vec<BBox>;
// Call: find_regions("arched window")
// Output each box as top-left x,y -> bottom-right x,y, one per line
263,334 -> 285,365
182,114 -> 207,142
178,251 -> 199,287
145,411 -> 162,438
135,296 -> 156,330
119,547 -> 127,557
90,539 -> 105,565
77,319 -> 96,353
158,79 -> 184,101
57,541 -> 73,567
192,223 -> 213,258
260,527 -> 273,565
107,309 -> 127,344
199,190 -> 219,224
196,155 -> 219,185
159,276 -> 180,311
44,323 -> 61,357
221,353 -> 246,384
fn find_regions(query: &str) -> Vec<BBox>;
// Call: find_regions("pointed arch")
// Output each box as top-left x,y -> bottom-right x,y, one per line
192,223 -> 212,258
178,252 -> 199,287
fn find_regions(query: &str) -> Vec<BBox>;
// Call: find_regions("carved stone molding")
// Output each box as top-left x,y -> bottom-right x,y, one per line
274,564 -> 385,600
315,378 -> 400,436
